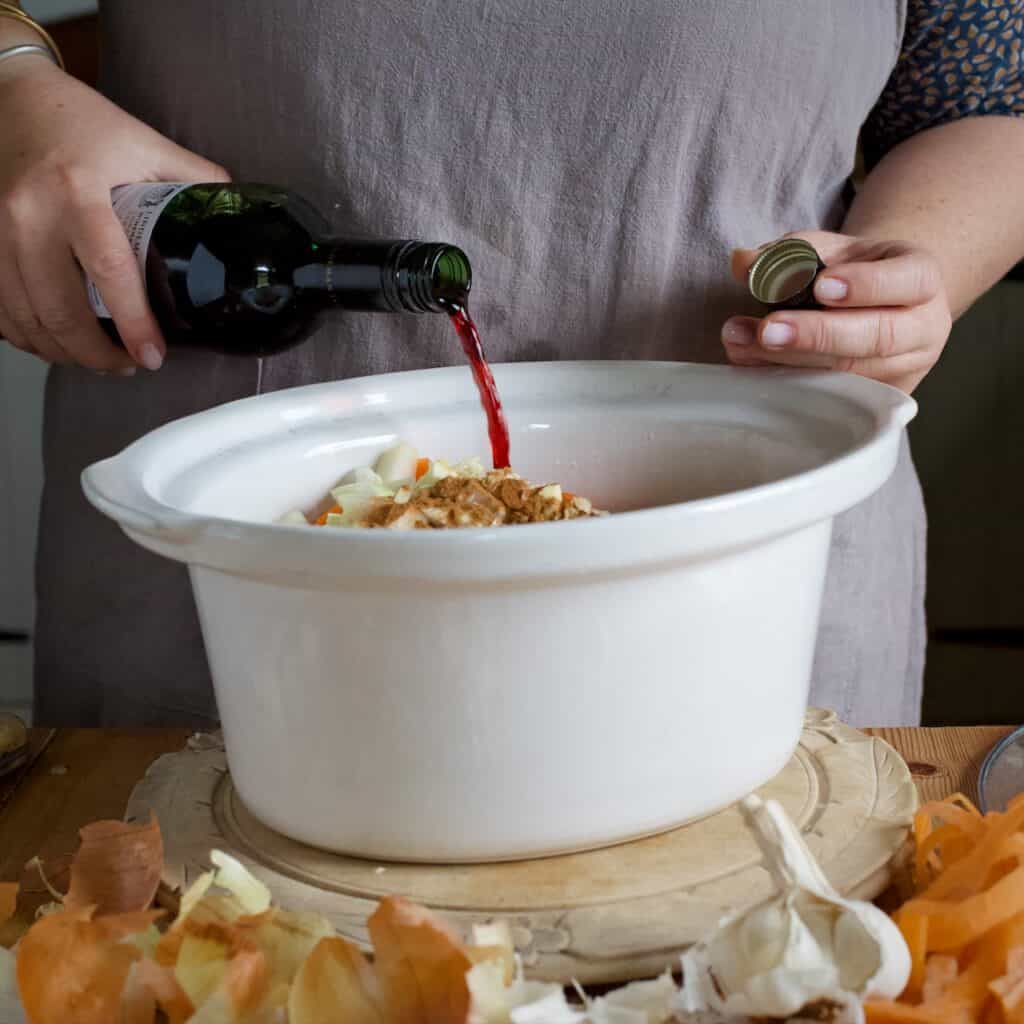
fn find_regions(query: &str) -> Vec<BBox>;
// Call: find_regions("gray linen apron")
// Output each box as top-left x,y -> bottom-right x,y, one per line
34,0 -> 925,727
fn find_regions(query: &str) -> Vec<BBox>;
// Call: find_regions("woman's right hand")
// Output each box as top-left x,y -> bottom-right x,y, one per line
0,57 -> 229,372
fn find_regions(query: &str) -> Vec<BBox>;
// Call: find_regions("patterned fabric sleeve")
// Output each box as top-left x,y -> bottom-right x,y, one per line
863,0 -> 1024,168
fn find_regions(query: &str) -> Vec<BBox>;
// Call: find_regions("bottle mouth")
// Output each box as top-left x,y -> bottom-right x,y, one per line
748,239 -> 824,307
431,246 -> 472,309
392,242 -> 472,313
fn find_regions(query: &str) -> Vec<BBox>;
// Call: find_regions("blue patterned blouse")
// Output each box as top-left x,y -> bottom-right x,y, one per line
863,0 -> 1024,166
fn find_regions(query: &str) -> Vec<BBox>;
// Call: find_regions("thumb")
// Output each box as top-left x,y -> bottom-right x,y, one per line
153,138 -> 232,184
729,231 -> 857,285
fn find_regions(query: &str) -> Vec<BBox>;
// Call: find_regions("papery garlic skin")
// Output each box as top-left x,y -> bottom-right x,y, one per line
466,921 -> 582,1024
676,796 -> 910,1022
584,970 -> 678,1023
209,849 -> 272,914
468,952 -> 678,1024
467,958 -> 584,1024
468,959 -> 517,1023
510,989 -> 586,1024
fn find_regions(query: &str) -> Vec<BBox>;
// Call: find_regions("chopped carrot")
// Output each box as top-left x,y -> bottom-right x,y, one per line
315,504 -> 341,526
414,458 -> 430,480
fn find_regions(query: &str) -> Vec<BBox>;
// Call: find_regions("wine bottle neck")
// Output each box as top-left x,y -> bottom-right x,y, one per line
294,238 -> 471,314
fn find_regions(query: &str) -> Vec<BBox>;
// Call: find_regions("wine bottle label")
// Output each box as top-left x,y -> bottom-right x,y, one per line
86,183 -> 191,318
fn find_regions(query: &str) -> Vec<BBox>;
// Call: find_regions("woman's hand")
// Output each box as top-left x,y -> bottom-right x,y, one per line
0,58 -> 229,372
722,232 -> 953,393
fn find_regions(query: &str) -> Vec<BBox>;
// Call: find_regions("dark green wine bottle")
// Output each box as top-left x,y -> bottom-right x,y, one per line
87,183 -> 472,356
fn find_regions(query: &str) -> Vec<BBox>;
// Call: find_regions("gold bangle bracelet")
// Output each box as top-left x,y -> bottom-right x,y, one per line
0,3 -> 65,70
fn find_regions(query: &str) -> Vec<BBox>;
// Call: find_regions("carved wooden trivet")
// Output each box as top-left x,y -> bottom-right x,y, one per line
125,708 -> 917,985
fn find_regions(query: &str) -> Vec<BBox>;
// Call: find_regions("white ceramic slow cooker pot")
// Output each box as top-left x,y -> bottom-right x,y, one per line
83,361 -> 915,862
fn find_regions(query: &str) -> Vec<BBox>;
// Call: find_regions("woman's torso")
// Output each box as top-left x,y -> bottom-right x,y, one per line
35,0 -> 924,727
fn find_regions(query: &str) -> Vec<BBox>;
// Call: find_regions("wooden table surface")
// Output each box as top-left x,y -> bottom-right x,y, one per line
0,724 -> 1016,946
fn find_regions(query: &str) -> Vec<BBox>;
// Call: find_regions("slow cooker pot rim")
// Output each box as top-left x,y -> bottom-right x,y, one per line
81,361 -> 915,579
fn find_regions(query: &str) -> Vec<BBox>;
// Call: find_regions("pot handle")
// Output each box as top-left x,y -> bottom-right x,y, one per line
796,370 -> 918,430
81,456 -> 210,545
882,387 -> 918,429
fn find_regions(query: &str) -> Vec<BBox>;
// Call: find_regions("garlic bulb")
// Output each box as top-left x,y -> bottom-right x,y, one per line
676,795 -> 910,1023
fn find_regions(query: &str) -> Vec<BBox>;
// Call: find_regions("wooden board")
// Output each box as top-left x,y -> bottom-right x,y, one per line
0,728 -> 54,819
870,724 -> 1013,805
126,710 -> 919,984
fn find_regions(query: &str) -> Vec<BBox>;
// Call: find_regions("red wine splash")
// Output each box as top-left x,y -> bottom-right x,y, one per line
448,305 -> 510,470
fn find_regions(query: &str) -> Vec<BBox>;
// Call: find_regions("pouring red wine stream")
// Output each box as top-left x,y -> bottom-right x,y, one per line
446,305 -> 510,470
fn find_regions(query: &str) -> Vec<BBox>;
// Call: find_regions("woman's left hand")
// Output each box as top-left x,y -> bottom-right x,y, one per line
722,231 -> 953,393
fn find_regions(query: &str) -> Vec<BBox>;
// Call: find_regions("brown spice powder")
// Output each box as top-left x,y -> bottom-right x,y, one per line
352,469 -> 602,530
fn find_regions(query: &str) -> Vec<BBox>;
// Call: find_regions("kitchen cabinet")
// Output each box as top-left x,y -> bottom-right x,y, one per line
909,277 -> 1024,724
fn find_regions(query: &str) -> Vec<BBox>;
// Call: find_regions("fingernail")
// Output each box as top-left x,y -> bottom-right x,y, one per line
722,318 -> 756,346
139,344 -> 164,371
816,277 -> 848,301
761,321 -> 796,348
116,367 -> 137,377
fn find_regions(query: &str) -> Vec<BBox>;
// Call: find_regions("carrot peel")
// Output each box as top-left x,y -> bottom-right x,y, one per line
868,793 -> 1024,1023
